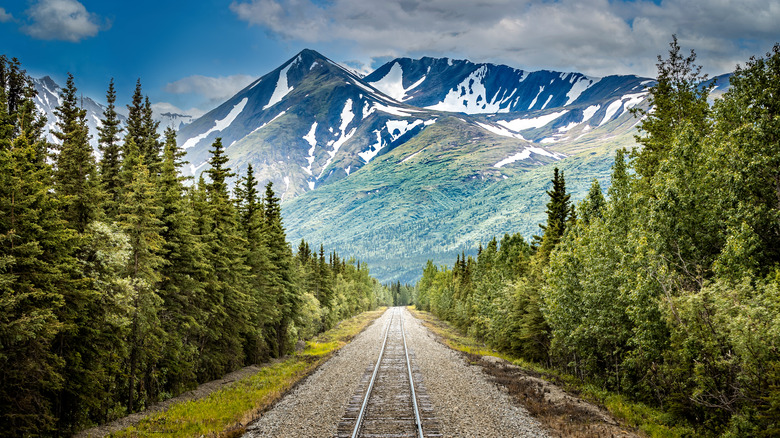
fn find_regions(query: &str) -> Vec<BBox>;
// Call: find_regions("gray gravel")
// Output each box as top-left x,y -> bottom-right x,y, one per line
243,307 -> 548,437
244,309 -> 393,437
402,307 -> 548,437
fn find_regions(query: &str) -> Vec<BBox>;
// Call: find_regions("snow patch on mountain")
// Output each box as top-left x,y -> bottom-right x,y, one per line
599,99 -> 624,126
359,130 -> 384,163
541,95 -> 554,110
302,121 -> 318,175
619,92 -> 648,116
401,150 -> 423,163
529,86 -> 544,109
182,98 -> 248,149
427,66 -> 512,114
582,104 -> 600,122
250,110 -> 286,135
495,145 -> 564,167
374,102 -> 417,117
369,61 -> 427,102
319,99 -> 356,178
371,62 -> 406,101
476,122 -> 526,140
386,119 -> 424,142
565,77 -> 595,105
264,60 -> 296,110
494,149 -> 532,167
497,110 -> 568,132
557,121 -> 579,132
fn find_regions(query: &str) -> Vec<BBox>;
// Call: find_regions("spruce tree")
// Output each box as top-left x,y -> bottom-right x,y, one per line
263,181 -> 299,357
125,80 -> 144,152
535,167 -> 571,261
632,35 -> 711,181
236,163 -> 274,363
140,96 -> 162,173
52,73 -> 102,232
0,58 -> 71,435
199,138 -> 250,375
118,136 -> 165,412
156,127 -> 205,391
580,179 -> 606,225
97,79 -> 123,219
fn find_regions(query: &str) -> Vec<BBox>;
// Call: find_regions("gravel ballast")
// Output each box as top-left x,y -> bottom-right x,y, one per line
244,307 -> 548,437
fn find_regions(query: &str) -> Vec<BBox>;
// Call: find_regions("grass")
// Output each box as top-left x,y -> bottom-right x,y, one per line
111,308 -> 386,438
409,307 -> 694,438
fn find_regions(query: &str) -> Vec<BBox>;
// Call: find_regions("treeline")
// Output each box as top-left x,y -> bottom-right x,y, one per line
416,39 -> 780,436
0,56 -> 387,436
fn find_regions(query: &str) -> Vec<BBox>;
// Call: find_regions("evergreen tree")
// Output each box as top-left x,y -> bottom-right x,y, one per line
632,35 -> 711,181
156,127 -> 205,392
140,96 -> 162,173
117,137 -> 165,412
124,80 -> 144,152
580,179 -> 606,225
97,79 -> 123,219
236,163 -> 274,363
535,167 -> 571,261
199,138 -> 251,376
52,73 -> 102,232
263,181 -> 299,357
0,58 -> 71,435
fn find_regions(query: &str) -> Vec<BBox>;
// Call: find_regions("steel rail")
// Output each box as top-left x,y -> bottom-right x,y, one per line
351,308 -> 395,438
401,309 -> 425,438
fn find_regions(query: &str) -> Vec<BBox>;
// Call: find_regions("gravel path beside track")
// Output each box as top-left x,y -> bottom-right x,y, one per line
244,307 -> 548,437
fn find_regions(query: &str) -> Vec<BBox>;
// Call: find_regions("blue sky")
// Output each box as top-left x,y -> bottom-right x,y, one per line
2,0 -> 778,117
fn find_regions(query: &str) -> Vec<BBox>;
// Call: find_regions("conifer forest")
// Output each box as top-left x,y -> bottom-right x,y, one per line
0,56 -> 389,435
415,41 -> 780,436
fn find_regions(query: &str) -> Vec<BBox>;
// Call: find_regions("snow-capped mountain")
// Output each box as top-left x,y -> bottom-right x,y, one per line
179,49 -> 566,200
178,49 -> 653,201
31,76 -> 119,151
363,57 -> 650,114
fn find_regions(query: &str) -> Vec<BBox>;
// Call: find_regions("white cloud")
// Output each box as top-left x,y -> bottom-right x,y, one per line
230,0 -> 780,77
0,8 -> 13,23
21,0 -> 107,42
165,74 -> 256,101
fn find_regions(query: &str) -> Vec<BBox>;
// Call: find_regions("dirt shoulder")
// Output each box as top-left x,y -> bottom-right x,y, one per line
411,308 -> 641,438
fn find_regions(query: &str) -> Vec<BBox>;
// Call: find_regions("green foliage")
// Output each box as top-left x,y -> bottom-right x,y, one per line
98,79 -> 123,219
0,57 -> 69,434
52,73 -> 102,232
417,40 -> 780,436
0,59 -> 385,435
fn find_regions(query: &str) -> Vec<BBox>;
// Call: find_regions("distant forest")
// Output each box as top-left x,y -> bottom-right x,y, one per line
0,55 -> 391,435
416,39 -> 780,436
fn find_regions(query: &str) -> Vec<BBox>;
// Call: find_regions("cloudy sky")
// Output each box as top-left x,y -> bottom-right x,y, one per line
1,0 -> 778,116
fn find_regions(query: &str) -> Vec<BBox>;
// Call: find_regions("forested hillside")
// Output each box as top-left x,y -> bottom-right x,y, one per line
416,40 -> 780,436
0,55 -> 389,436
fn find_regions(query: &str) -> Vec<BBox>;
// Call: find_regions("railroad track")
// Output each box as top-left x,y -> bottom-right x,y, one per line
336,308 -> 440,438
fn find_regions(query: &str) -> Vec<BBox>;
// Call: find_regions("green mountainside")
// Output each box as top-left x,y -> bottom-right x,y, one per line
283,114 -> 637,283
